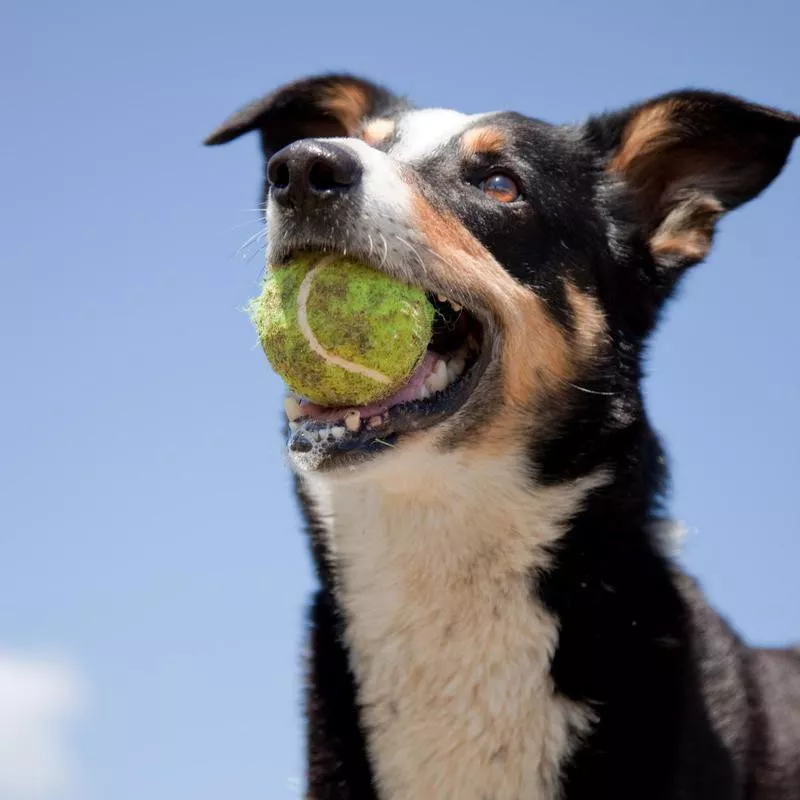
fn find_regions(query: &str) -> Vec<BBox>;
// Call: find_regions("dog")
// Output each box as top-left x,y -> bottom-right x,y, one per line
206,75 -> 800,800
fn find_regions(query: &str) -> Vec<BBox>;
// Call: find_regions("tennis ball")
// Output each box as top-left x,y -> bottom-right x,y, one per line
250,254 -> 434,407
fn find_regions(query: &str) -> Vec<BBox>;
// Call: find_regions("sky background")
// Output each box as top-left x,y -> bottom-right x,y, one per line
2,1 -> 799,798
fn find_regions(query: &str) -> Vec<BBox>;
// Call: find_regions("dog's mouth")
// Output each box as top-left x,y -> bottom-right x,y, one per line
280,265 -> 492,465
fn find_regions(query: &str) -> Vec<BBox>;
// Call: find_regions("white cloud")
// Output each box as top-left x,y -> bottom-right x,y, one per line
0,652 -> 84,800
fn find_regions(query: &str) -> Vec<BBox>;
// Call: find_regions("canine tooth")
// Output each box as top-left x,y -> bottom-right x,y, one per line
437,293 -> 447,303
450,301 -> 462,312
426,360 -> 449,392
284,396 -> 303,422
344,411 -> 361,432
449,356 -> 466,378
418,385 -> 430,400
367,415 -> 383,429
331,426 -> 346,440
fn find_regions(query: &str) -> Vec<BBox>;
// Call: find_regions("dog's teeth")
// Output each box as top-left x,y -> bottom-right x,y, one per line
425,360 -> 449,393
437,293 -> 447,303
284,396 -> 303,422
344,411 -> 361,432
449,301 -> 462,312
446,356 -> 466,384
418,385 -> 430,400
289,421 -> 299,432
331,426 -> 346,440
367,415 -> 383,429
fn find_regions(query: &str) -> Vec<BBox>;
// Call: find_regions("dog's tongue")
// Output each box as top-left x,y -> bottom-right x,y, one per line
299,351 -> 438,422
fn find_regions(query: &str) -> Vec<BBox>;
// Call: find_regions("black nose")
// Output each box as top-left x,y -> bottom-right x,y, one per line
267,140 -> 362,210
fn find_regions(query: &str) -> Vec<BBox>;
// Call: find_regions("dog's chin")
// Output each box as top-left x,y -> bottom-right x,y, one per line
277,252 -> 497,475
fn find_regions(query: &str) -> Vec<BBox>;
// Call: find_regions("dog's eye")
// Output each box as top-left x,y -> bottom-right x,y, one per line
479,173 -> 520,203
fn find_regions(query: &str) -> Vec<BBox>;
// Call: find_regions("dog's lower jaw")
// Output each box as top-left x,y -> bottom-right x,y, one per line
302,441 -> 607,800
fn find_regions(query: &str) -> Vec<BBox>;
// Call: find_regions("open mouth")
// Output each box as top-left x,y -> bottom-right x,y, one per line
282,280 -> 491,463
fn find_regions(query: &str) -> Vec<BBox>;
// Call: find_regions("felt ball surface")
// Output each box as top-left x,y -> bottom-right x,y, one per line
250,254 -> 434,407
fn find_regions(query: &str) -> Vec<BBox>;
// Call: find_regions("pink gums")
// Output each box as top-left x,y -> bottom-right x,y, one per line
298,351 -> 439,421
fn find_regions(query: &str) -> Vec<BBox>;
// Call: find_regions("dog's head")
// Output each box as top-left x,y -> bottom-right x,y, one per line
207,74 -> 799,480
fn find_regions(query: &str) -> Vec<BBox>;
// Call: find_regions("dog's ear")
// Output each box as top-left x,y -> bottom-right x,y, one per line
587,90 -> 800,275
204,73 -> 404,157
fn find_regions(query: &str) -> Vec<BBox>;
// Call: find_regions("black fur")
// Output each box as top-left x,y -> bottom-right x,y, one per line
207,75 -> 800,798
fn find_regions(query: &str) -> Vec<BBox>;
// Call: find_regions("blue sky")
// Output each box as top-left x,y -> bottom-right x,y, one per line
1,1 -> 798,798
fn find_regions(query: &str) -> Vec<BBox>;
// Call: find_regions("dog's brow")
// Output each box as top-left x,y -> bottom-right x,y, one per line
460,126 -> 507,156
361,118 -> 396,146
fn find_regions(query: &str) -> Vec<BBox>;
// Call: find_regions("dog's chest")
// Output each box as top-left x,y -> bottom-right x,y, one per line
305,458 -> 599,800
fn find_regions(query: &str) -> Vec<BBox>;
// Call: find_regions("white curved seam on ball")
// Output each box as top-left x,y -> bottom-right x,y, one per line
296,256 -> 392,385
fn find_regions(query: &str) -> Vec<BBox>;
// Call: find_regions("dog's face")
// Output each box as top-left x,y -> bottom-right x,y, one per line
207,75 -> 799,478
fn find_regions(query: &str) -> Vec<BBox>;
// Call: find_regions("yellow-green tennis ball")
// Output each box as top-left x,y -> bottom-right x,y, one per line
250,254 -> 434,407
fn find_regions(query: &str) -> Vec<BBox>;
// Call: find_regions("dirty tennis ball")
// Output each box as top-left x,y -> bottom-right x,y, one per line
250,254 -> 434,407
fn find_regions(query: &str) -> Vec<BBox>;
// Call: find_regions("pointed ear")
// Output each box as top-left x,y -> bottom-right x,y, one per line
204,73 -> 405,156
587,90 -> 800,270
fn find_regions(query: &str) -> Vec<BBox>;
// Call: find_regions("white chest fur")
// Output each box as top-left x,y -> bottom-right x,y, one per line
304,445 -> 605,800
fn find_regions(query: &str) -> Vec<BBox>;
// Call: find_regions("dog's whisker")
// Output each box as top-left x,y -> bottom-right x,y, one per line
231,207 -> 269,216
218,219 -> 264,236
562,380 -> 617,397
394,235 -> 427,273
237,229 -> 269,258
379,234 -> 389,267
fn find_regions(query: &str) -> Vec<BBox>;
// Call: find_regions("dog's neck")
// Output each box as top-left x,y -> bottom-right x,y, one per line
301,440 -> 609,800
304,441 -> 610,581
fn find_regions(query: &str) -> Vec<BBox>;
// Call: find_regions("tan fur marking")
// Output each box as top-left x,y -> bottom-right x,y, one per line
564,281 -> 608,357
607,100 -> 680,175
405,191 -> 616,458
411,193 -> 571,408
650,193 -> 723,261
362,117 -> 395,146
460,126 -> 507,156
320,84 -> 371,135
470,285 -> 608,459
651,230 -> 709,260
305,447 -> 605,800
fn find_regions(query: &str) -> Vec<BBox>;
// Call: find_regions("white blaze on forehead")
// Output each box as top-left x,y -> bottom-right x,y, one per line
390,108 -> 485,163
339,138 -> 412,217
